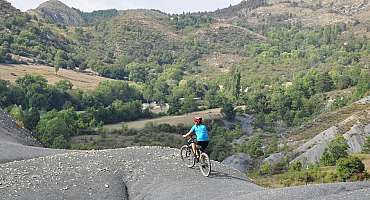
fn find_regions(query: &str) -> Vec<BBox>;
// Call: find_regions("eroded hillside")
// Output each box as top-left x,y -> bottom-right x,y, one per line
1,146 -> 370,200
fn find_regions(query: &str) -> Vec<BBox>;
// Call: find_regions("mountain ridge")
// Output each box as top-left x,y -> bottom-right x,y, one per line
28,0 -> 85,26
0,0 -> 21,18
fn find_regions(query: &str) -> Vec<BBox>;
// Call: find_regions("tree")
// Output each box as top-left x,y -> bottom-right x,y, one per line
204,85 -> 222,108
9,105 -> 24,126
320,136 -> 349,166
289,161 -> 303,172
231,69 -> 241,99
180,94 -> 198,113
54,50 -> 65,75
0,45 -> 7,63
36,109 -> 78,147
336,156 -> 365,181
55,80 -> 73,91
51,135 -> 68,149
355,70 -> 370,98
239,135 -> 264,158
142,84 -> 154,103
221,101 -> 235,120
22,108 -> 40,130
315,72 -> 334,93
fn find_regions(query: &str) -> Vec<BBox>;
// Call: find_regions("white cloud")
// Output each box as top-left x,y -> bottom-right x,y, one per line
7,0 -> 242,13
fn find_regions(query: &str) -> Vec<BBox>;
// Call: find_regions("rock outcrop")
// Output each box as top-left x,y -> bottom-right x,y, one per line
222,153 -> 255,173
293,97 -> 370,165
29,0 -> 85,26
0,0 -> 20,18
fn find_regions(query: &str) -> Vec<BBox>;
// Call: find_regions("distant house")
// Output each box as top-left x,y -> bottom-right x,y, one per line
142,102 -> 169,113
83,68 -> 99,76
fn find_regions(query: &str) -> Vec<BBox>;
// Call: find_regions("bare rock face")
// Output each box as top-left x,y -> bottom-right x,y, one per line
0,0 -> 21,18
30,0 -> 84,26
293,110 -> 370,165
344,124 -> 367,153
263,152 -> 285,165
222,153 -> 254,173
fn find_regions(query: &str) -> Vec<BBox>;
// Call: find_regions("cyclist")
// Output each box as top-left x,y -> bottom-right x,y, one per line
183,117 -> 209,161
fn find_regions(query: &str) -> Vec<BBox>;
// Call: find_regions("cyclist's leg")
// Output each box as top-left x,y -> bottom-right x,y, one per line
191,142 -> 198,157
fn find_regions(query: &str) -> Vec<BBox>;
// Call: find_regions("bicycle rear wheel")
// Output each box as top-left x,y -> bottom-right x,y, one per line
180,145 -> 195,168
199,152 -> 211,177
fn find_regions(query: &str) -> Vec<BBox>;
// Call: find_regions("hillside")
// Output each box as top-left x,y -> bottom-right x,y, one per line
29,0 -> 84,26
216,0 -> 370,23
0,0 -> 370,193
28,0 -> 120,26
0,0 -> 368,82
0,0 -> 20,18
1,145 -> 370,200
285,96 -> 370,165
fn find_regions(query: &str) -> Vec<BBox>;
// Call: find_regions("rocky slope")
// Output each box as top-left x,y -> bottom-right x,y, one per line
0,109 -> 66,163
0,0 -> 20,18
0,107 -> 369,199
291,96 -> 370,165
1,146 -> 370,200
29,0 -> 84,26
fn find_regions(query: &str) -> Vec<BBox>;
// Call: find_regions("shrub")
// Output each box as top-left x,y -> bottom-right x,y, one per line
259,162 -> 272,176
289,161 -> 303,172
320,136 -> 349,166
336,156 -> 365,181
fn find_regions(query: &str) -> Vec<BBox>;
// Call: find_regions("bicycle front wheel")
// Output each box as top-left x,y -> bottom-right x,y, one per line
180,145 -> 195,168
199,152 -> 211,177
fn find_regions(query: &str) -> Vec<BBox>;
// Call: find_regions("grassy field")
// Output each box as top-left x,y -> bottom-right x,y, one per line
104,108 -> 222,130
0,64 -> 114,90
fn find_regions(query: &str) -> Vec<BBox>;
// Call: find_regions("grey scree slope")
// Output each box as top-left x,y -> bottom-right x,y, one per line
1,146 -> 370,200
0,109 -> 67,164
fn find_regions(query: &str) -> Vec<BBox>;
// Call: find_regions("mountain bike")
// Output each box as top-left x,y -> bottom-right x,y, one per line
180,137 -> 211,177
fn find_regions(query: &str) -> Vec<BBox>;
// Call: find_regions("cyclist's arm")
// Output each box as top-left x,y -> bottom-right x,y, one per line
183,126 -> 195,138
183,130 -> 193,138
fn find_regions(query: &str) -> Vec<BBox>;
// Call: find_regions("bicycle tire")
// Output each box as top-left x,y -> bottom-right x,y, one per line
180,145 -> 195,168
199,152 -> 211,177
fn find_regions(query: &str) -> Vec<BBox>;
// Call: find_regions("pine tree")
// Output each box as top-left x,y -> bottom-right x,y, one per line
54,50 -> 64,75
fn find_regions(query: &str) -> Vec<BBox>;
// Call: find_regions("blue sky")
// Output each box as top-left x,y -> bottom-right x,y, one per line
8,0 -> 242,13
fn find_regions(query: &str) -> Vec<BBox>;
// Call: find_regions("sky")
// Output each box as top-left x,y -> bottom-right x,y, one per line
8,0 -> 242,14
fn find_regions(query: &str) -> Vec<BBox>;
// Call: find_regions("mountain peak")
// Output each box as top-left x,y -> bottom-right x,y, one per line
0,0 -> 21,18
38,0 -> 68,8
32,0 -> 84,26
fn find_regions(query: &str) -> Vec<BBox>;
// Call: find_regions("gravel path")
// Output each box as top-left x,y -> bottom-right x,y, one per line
1,146 -> 369,200
0,142 -> 67,164
0,147 -> 261,200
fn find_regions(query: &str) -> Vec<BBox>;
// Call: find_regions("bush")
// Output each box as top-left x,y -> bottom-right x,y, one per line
259,162 -> 272,176
336,156 -> 366,181
221,101 -> 235,120
320,136 -> 349,166
289,161 -> 303,172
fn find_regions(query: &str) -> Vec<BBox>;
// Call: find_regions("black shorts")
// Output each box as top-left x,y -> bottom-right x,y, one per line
197,141 -> 209,151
